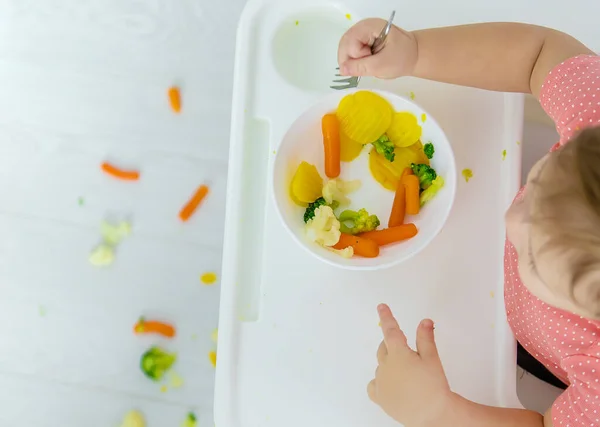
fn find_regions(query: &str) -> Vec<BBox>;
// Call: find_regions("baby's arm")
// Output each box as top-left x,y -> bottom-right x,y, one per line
411,23 -> 594,98
339,22 -> 594,99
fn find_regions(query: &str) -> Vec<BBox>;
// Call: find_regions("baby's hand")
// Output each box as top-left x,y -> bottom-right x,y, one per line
369,304 -> 454,427
337,19 -> 417,79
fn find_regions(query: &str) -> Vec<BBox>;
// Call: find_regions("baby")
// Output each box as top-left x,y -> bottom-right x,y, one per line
337,21 -> 600,427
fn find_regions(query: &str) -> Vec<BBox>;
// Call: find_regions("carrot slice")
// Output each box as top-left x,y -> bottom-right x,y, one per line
360,224 -> 418,246
101,162 -> 140,181
134,318 -> 176,338
321,114 -> 341,178
333,233 -> 379,258
403,174 -> 420,215
179,184 -> 209,222
168,86 -> 182,113
389,168 -> 413,226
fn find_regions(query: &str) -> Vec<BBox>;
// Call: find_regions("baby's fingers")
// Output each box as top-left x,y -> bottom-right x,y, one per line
337,18 -> 388,65
378,304 -> 410,354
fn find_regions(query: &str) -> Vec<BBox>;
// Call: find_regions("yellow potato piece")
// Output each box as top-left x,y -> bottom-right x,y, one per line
339,131 -> 363,162
290,161 -> 323,206
369,144 -> 430,191
336,91 -> 393,144
386,112 -> 422,147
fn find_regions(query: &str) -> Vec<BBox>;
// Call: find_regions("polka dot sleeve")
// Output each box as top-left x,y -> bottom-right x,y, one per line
552,350 -> 600,427
539,54 -> 600,145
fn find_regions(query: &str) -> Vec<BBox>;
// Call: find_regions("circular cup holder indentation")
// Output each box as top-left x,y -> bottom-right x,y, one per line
271,9 -> 352,92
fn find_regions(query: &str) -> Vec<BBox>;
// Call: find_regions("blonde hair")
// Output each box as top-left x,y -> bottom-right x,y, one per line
533,126 -> 600,318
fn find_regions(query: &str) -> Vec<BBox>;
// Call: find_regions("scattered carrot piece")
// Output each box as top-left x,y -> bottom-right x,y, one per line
179,184 -> 209,222
360,224 -> 418,246
333,233 -> 379,258
389,168 -> 412,227
134,318 -> 176,338
101,162 -> 140,181
168,86 -> 182,113
403,174 -> 420,215
322,114 -> 341,178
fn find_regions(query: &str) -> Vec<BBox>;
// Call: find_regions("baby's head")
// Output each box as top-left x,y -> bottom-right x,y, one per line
506,126 -> 600,320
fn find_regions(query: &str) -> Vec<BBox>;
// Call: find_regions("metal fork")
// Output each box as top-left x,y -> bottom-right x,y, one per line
331,10 -> 396,90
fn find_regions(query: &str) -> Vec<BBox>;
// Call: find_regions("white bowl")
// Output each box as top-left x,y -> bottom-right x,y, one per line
272,89 -> 457,270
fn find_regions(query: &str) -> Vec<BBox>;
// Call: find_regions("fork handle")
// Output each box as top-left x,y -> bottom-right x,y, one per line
371,11 -> 396,55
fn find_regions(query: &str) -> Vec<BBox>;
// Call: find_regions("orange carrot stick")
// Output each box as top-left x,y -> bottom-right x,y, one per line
333,233 -> 380,258
179,184 -> 209,222
360,224 -> 418,246
403,174 -> 420,215
134,318 -> 176,338
101,162 -> 140,181
389,168 -> 413,227
321,113 -> 341,178
168,86 -> 182,113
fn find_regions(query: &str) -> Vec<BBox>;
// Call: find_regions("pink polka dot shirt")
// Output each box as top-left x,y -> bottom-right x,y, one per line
505,55 -> 600,426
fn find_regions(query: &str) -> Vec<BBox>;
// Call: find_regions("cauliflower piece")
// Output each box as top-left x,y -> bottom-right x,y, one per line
305,206 -> 341,247
88,244 -> 115,266
120,410 -> 146,427
326,246 -> 354,258
101,220 -> 131,246
322,179 -> 362,206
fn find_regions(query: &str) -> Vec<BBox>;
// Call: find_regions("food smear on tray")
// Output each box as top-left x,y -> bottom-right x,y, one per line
288,90 -> 446,258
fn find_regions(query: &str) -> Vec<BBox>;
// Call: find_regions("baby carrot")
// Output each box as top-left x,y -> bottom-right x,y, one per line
168,86 -> 182,113
101,162 -> 140,181
388,168 -> 413,227
179,184 -> 209,222
322,113 -> 341,178
134,318 -> 176,338
333,233 -> 380,258
360,223 -> 418,246
403,174 -> 420,215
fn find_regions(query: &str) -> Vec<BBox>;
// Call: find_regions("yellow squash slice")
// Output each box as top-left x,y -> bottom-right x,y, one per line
336,91 -> 393,144
386,112 -> 422,147
290,161 -> 323,206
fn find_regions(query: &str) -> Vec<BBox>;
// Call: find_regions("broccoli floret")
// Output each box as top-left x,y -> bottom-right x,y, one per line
140,346 -> 176,381
338,209 -> 380,234
420,176 -> 445,206
303,197 -> 327,223
304,197 -> 340,223
424,142 -> 435,159
183,412 -> 197,427
372,134 -> 395,162
411,163 -> 438,190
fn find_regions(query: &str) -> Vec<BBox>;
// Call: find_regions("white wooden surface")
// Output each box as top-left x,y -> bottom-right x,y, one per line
0,0 -> 599,426
0,0 -> 245,426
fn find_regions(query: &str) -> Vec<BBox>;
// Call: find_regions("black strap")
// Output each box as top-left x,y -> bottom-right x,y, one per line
517,342 -> 568,390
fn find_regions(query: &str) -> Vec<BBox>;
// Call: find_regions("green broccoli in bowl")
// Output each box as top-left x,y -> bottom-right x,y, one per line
338,209 -> 380,235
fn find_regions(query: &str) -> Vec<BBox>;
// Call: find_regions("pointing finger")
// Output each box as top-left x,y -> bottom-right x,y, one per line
378,304 -> 409,353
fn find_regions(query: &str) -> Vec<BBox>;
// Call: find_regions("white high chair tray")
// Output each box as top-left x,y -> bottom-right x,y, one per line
216,1 -> 524,425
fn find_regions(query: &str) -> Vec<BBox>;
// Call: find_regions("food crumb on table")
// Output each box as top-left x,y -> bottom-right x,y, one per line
461,168 -> 473,182
77,196 -> 84,206
89,243 -> 115,266
516,140 -> 521,145
160,385 -> 168,393
295,20 -> 299,26
200,272 -> 218,285
421,113 -> 427,122
182,412 -> 197,427
169,371 -> 184,388
119,410 -> 145,427
409,91 -> 415,100
211,328 -> 218,343
208,351 -> 217,367
502,149 -> 507,160
490,291 -> 495,298
345,13 -> 352,20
